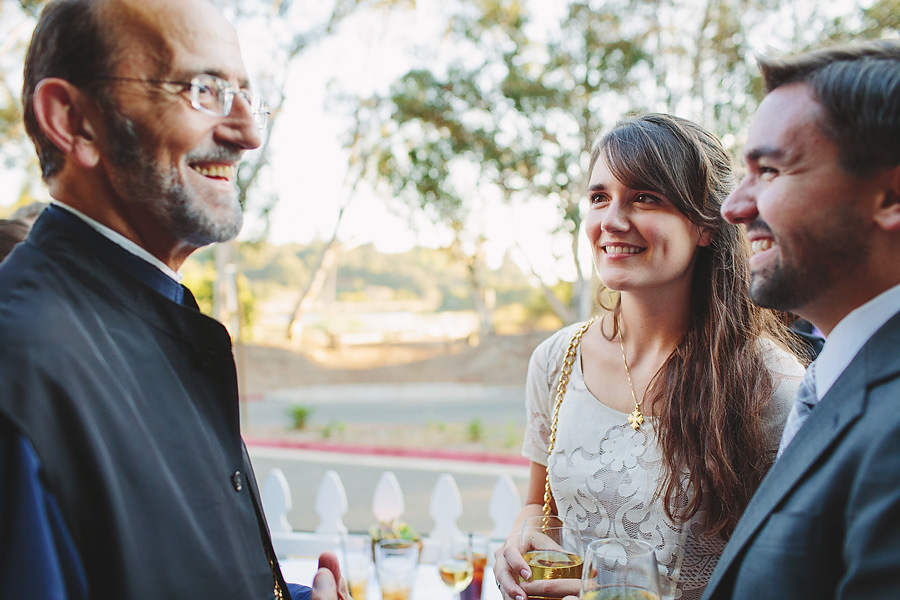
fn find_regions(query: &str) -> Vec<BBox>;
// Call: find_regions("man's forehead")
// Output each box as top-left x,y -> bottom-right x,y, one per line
105,0 -> 246,81
743,84 -> 825,161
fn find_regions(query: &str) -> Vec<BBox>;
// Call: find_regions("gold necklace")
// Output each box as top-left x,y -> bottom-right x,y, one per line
618,328 -> 649,430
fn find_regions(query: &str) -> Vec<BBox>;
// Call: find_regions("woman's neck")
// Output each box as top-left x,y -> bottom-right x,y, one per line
616,291 -> 692,360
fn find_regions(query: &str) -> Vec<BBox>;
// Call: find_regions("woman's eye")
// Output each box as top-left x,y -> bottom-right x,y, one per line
635,193 -> 660,204
589,193 -> 608,205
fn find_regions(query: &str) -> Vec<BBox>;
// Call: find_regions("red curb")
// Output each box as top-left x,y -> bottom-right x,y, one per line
244,437 -> 530,466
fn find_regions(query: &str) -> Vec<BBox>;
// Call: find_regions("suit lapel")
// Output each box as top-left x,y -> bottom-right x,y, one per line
709,312 -> 900,596
707,352 -> 867,592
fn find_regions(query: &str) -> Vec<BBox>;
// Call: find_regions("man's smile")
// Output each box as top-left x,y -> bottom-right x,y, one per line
190,163 -> 236,180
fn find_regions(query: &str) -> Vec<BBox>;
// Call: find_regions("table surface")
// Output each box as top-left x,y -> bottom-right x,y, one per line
280,557 -> 502,600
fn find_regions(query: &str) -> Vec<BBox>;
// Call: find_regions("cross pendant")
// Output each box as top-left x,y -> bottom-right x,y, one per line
628,407 -> 644,430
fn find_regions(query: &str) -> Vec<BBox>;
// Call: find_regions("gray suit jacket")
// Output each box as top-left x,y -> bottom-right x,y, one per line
703,310 -> 900,599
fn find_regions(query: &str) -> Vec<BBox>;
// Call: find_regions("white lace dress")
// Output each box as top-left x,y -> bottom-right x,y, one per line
522,323 -> 804,600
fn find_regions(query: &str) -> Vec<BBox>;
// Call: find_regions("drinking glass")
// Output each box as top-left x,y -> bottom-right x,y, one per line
459,533 -> 489,600
338,534 -> 372,600
519,515 -> 584,600
580,538 -> 662,600
375,539 -> 419,600
436,535 -> 474,597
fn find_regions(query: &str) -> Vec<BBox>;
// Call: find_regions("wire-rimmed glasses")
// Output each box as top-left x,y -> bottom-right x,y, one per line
92,73 -> 269,130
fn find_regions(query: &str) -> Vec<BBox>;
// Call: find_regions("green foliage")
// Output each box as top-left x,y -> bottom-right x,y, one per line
467,418 -> 484,442
322,421 -> 346,438
181,248 -> 258,337
346,0 -> 890,323
288,405 -> 314,430
370,521 -> 420,543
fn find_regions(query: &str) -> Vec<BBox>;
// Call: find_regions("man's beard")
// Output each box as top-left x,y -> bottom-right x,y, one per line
747,214 -> 869,314
104,110 -> 243,247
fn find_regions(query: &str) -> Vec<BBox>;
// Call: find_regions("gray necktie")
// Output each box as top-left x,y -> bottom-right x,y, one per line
777,362 -> 818,459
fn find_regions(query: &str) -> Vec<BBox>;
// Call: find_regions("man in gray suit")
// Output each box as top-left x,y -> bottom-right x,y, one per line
703,41 -> 900,599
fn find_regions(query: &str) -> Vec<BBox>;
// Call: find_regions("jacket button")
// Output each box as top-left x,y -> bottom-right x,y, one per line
232,471 -> 244,492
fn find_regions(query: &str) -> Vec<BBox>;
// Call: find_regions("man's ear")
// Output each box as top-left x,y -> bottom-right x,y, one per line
873,164 -> 900,232
31,78 -> 102,169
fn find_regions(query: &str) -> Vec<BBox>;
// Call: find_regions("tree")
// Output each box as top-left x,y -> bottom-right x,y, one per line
345,0 -> 893,324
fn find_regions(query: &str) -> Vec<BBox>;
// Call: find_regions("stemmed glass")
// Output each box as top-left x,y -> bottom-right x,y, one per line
580,538 -> 662,600
519,515 -> 584,600
436,535 -> 475,598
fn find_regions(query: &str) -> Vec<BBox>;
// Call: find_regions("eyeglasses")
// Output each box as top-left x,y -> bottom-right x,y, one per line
93,73 -> 270,130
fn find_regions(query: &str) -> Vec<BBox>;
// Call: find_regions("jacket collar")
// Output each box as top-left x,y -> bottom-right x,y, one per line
707,310 -> 900,594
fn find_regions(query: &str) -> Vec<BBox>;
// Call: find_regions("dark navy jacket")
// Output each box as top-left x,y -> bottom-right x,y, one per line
0,207 -> 303,599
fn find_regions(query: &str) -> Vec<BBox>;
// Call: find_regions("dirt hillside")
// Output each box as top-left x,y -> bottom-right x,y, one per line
239,331 -> 551,396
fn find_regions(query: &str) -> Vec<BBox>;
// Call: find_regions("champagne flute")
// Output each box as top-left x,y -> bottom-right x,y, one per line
436,535 -> 475,597
580,538 -> 662,600
520,515 -> 584,600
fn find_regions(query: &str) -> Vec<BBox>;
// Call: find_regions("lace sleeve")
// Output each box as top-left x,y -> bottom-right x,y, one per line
521,325 -> 582,465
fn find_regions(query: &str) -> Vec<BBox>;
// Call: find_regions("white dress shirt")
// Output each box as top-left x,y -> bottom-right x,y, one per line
815,282 -> 900,400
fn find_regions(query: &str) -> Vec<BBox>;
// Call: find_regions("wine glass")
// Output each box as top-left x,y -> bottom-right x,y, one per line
436,535 -> 475,598
519,515 -> 584,599
580,538 -> 662,600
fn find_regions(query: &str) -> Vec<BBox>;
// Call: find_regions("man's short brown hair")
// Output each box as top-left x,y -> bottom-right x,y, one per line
757,40 -> 900,177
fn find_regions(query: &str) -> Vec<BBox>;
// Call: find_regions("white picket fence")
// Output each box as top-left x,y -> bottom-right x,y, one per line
261,468 -> 522,560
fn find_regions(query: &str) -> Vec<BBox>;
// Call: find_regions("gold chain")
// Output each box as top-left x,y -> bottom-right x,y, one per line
543,317 -> 595,516
272,557 -> 285,600
618,325 -> 650,431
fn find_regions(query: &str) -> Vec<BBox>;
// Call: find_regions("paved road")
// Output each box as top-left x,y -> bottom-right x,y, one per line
245,383 -> 532,536
244,383 -> 526,429
249,445 -> 531,536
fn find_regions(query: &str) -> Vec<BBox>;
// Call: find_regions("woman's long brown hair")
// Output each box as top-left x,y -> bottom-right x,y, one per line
592,114 -> 802,538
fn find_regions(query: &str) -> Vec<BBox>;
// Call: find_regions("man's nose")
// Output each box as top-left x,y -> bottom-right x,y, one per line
216,94 -> 263,150
721,180 -> 757,224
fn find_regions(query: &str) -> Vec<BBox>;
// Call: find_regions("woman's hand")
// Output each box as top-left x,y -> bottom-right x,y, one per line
494,534 -> 583,600
494,534 -> 530,600
519,578 -> 581,599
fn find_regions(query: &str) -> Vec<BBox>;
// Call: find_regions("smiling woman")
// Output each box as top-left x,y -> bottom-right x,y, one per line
493,114 -> 805,600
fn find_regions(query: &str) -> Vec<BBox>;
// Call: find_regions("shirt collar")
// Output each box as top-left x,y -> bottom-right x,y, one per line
51,201 -> 182,283
815,282 -> 900,398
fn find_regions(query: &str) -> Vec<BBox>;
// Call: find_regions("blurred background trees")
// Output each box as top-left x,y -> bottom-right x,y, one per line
344,0 -> 899,325
1,0 -> 897,342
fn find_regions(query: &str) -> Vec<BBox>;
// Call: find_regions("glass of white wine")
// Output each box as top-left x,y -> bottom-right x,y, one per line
519,515 -> 585,600
580,538 -> 662,600
436,535 -> 474,598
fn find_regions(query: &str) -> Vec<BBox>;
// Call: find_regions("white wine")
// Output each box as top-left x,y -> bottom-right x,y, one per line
438,558 -> 474,592
523,550 -> 584,580
582,585 -> 660,600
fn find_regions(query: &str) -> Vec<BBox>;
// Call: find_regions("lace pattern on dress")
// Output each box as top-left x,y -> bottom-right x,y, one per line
521,324 -> 804,600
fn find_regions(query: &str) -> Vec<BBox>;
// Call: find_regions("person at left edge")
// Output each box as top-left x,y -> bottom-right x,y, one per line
0,1 -> 347,599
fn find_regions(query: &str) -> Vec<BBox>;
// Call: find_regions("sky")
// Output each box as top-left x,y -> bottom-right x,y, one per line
233,1 -> 577,281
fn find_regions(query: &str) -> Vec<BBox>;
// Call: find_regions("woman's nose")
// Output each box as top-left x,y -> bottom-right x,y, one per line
601,199 -> 630,232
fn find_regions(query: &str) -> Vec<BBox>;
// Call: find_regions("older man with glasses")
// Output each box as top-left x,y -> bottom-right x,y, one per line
0,1 -> 344,599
